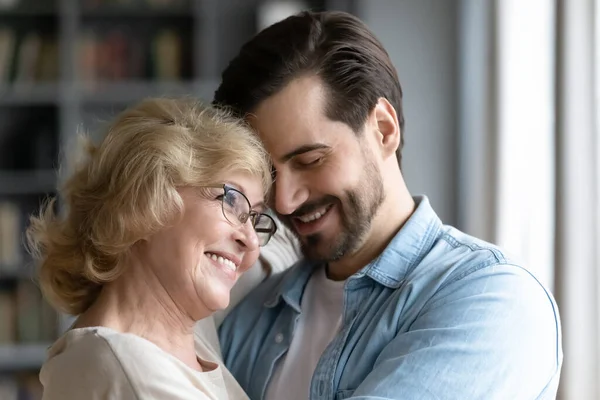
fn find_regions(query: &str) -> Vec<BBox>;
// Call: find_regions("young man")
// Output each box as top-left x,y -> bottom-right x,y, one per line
214,11 -> 562,400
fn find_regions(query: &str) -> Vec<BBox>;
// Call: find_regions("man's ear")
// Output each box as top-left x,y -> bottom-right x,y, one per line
371,97 -> 400,159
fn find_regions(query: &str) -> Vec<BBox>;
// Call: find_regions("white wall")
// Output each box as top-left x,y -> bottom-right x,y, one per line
358,0 -> 459,225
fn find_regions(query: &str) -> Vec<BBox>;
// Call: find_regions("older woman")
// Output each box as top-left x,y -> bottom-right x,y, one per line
26,98 -> 278,399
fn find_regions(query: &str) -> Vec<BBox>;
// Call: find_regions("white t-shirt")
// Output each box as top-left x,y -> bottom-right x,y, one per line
265,266 -> 346,400
40,326 -> 249,400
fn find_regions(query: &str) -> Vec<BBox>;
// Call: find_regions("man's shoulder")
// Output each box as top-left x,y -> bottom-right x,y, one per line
443,225 -> 513,262
423,225 -> 522,281
403,224 -> 557,311
409,225 -> 559,328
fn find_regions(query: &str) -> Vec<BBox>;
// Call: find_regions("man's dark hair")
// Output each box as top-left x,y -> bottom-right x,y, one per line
213,10 -> 405,166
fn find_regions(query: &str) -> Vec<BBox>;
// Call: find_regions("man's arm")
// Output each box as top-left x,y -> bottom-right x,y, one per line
346,264 -> 562,400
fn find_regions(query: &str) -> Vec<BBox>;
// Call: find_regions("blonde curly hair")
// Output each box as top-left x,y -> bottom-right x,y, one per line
26,97 -> 272,315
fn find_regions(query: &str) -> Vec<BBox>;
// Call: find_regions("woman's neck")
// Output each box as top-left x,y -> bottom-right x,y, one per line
74,261 -> 205,372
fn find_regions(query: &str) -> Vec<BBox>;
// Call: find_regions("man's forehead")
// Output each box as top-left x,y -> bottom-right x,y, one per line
250,76 -> 327,123
250,113 -> 325,152
245,76 -> 352,159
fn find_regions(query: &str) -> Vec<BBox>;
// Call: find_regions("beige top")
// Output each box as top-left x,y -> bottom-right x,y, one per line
40,326 -> 249,400
39,221 -> 302,400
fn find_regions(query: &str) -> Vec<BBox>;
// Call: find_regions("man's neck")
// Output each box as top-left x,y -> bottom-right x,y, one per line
327,183 -> 415,281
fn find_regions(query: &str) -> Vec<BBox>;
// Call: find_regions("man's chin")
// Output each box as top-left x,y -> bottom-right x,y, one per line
300,234 -> 346,262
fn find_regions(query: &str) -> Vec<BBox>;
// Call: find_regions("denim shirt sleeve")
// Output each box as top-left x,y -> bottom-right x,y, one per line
344,264 -> 561,400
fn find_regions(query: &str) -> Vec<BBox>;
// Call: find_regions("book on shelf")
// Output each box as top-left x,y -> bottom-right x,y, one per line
0,282 -> 57,345
0,373 -> 43,400
16,280 -> 42,343
152,29 -> 182,81
0,27 -> 16,83
0,201 -> 22,270
14,32 -> 41,85
35,36 -> 58,83
78,27 -> 184,85
0,203 -> 59,344
0,289 -> 16,343
0,27 -> 58,85
39,294 -> 57,342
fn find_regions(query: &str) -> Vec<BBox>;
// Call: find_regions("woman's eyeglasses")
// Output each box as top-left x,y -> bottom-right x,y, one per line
204,184 -> 277,247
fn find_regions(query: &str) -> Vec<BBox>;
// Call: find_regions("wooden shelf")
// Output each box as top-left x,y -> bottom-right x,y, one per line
0,84 -> 60,106
0,170 -> 57,195
0,343 -> 50,371
0,262 -> 35,280
79,79 -> 218,105
0,8 -> 57,17
81,8 -> 192,17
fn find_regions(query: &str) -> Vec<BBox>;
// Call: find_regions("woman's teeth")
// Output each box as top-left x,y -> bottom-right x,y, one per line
206,253 -> 237,272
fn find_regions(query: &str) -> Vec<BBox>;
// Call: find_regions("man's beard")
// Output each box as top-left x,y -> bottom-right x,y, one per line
280,158 -> 385,263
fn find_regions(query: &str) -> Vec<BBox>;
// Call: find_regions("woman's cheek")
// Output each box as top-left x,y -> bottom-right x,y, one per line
243,249 -> 261,270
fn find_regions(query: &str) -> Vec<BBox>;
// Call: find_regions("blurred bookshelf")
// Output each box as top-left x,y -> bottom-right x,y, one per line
0,0 -> 355,397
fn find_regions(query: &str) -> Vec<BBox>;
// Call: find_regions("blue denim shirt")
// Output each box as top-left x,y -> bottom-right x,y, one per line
219,196 -> 562,400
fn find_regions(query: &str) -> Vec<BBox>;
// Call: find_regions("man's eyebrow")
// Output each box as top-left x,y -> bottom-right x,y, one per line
280,144 -> 331,163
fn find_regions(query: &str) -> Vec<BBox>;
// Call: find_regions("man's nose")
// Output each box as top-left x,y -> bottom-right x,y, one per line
273,169 -> 309,216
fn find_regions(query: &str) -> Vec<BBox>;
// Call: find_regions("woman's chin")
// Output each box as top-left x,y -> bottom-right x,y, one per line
198,290 -> 231,315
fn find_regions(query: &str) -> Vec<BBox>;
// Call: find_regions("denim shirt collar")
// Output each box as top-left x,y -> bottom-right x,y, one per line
264,196 -> 443,312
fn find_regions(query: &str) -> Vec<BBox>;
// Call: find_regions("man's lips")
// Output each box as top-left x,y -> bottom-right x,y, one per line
291,204 -> 335,236
293,204 -> 332,223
